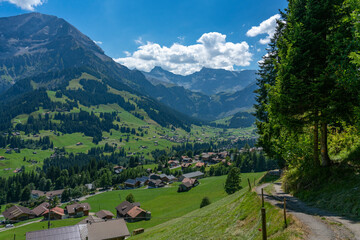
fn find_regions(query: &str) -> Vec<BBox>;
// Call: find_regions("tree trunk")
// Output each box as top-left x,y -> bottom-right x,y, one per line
320,121 -> 330,167
314,121 -> 319,166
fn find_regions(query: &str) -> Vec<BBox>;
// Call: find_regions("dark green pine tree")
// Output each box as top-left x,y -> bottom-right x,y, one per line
224,167 -> 242,194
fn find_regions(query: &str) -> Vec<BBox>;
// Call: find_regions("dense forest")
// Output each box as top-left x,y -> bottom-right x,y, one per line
255,0 -> 360,191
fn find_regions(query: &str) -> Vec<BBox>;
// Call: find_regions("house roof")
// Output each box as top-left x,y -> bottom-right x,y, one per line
115,201 -> 139,215
124,179 -> 138,185
87,218 -> 130,240
32,202 -> 50,216
195,162 -> 205,167
77,216 -> 104,225
126,206 -> 146,219
3,205 -> 35,220
26,225 -> 85,240
45,189 -> 64,197
182,171 -> 204,179
95,210 -> 114,219
66,203 -> 91,214
182,178 -> 196,188
31,189 -> 64,198
42,207 -> 65,216
135,176 -> 149,183
31,190 -> 45,197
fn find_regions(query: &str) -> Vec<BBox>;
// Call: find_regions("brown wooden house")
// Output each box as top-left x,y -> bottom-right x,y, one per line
2,205 -> 36,223
66,203 -> 90,217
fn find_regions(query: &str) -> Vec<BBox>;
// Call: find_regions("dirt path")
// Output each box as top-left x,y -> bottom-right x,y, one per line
256,182 -> 360,240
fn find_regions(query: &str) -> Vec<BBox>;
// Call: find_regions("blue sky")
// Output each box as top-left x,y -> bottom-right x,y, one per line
0,0 -> 288,74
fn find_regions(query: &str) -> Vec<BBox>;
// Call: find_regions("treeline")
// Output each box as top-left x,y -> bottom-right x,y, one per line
63,79 -> 136,112
0,89 -> 76,131
0,144 -> 149,204
0,135 -> 53,150
15,110 -> 118,144
255,0 -> 360,191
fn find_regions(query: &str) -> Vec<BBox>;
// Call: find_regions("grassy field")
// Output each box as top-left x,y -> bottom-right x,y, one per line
0,148 -> 53,178
0,217 -> 86,240
131,187 -> 303,239
0,173 -> 264,239
83,172 -> 264,233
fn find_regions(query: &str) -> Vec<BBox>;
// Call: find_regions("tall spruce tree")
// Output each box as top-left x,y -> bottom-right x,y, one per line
272,0 -> 357,166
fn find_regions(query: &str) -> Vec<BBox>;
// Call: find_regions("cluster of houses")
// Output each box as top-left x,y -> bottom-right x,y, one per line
159,134 -> 187,143
2,202 -> 91,223
5,198 -> 152,239
123,173 -> 177,189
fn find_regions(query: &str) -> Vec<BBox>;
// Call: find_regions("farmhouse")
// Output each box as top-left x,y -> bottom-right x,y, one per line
160,174 -> 177,182
31,189 -> 64,199
32,202 -> 50,217
124,179 -> 140,188
148,179 -> 165,188
115,201 -> 150,222
181,163 -> 192,169
2,205 -> 36,223
96,210 -> 114,220
178,178 -> 199,192
42,207 -> 65,220
168,160 -> 179,167
115,201 -> 140,218
135,176 -> 149,186
66,203 -> 91,217
195,162 -> 206,168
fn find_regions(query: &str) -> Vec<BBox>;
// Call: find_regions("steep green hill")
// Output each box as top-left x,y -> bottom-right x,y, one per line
131,187 -> 302,239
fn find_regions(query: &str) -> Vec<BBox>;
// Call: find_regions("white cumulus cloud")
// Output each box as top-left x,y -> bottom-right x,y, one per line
246,14 -> 281,45
114,32 -> 252,75
1,0 -> 45,11
93,40 -> 103,45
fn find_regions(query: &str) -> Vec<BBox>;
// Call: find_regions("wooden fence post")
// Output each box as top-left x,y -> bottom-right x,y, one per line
248,178 -> 251,191
261,208 -> 267,240
261,188 -> 264,207
284,197 -> 287,228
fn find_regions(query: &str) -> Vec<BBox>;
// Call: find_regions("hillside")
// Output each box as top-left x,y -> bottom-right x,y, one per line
131,187 -> 302,239
0,173 -> 300,240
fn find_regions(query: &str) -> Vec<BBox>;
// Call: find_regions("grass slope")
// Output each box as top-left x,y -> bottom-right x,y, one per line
83,173 -> 264,233
132,189 -> 303,240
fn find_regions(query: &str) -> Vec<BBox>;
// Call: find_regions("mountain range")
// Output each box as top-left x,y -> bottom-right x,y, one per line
143,66 -> 256,95
0,12 -> 257,126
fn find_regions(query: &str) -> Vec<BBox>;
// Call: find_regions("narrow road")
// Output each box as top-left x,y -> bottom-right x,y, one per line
256,182 -> 360,240
0,219 -> 42,232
